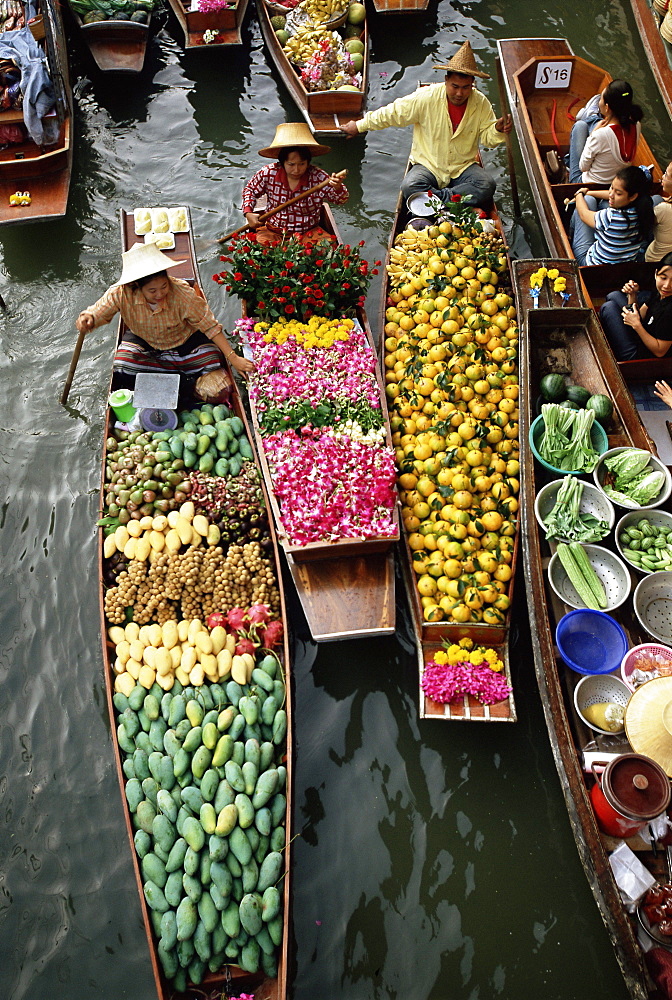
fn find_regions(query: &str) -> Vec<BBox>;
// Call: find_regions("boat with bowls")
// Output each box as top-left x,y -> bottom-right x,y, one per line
99,206 -> 292,1000
256,0 -> 368,136
165,0 -> 250,49
0,0 -> 72,224
496,36 -> 672,384
515,254 -> 672,1000
228,203 -> 399,642
377,178 -> 520,720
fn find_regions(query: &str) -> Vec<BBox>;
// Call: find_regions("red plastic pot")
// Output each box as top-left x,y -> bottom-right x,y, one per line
590,754 -> 671,838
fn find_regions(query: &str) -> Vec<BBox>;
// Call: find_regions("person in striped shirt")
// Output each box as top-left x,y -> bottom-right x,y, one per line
242,122 -> 348,245
570,165 -> 654,266
76,242 -> 253,392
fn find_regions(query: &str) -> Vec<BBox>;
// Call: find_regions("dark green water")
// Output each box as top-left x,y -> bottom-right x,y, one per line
1,1 -> 668,997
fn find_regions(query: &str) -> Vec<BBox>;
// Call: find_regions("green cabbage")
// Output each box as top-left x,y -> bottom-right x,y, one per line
603,448 -> 652,484
629,471 -> 665,506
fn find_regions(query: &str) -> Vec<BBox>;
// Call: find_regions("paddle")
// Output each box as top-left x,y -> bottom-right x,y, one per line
216,169 -> 348,244
494,57 -> 521,218
60,326 -> 87,405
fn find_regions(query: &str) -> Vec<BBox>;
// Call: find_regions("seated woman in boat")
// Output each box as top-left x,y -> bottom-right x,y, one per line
568,80 -> 643,184
570,165 -> 654,266
598,253 -> 672,360
646,160 -> 672,262
241,122 -> 348,246
75,242 -> 253,392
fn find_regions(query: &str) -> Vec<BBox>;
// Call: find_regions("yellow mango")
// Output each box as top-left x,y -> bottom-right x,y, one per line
195,631 -> 213,655
114,672 -> 135,697
126,657 -> 142,680
135,537 -> 151,562
103,534 -> 117,560
129,639 -> 145,662
179,501 -> 195,522
138,665 -> 156,689
115,640 -> 131,665
193,514 -> 209,537
190,664 -> 205,686
155,647 -> 173,676
156,671 -> 175,691
149,530 -> 165,552
162,621 -> 178,649
175,516 -> 193,546
217,649 -> 232,679
124,622 -> 140,642
108,625 -> 126,645
210,626 -> 227,655
114,525 -> 130,551
123,537 -> 137,561
126,519 -> 143,538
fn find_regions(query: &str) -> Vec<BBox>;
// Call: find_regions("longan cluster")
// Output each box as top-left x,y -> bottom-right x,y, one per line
104,541 -> 279,625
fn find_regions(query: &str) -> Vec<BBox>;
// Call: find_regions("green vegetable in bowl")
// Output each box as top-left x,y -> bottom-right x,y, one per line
603,448 -> 651,483
543,476 -> 610,542
539,404 -> 601,473
602,449 -> 665,507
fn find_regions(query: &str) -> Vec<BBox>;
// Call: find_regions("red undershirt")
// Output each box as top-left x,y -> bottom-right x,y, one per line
448,101 -> 467,132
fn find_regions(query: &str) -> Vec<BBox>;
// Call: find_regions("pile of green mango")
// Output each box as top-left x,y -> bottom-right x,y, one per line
113,650 -> 287,990
153,404 -> 254,477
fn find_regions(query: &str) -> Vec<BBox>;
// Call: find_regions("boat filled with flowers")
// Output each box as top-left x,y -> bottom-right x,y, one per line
379,188 -> 520,721
215,209 -> 399,641
99,208 -> 292,1000
166,0 -> 250,47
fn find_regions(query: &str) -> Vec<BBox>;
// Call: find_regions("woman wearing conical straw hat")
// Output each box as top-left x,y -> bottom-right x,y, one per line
339,41 -> 511,211
76,242 -> 253,395
241,121 -> 348,245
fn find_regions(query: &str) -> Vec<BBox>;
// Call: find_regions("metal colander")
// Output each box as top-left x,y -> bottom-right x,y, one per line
634,572 -> 672,643
548,544 -> 632,612
574,673 -> 632,734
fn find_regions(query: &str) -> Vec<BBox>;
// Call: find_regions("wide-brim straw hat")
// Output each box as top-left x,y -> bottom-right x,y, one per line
118,242 -> 184,285
259,122 -> 331,158
624,675 -> 672,776
434,40 -> 490,80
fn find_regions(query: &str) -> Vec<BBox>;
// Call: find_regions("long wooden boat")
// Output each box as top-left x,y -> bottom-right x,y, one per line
370,0 -> 429,11
630,0 -> 672,123
256,0 -> 368,135
515,254 -> 672,1000
65,4 -> 150,74
497,36 -> 672,384
99,207 -> 291,1000
239,204 -> 398,642
0,0 -> 72,225
166,0 -> 249,49
377,183 -> 519,721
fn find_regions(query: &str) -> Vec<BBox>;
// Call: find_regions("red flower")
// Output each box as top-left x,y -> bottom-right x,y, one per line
451,194 -> 461,202
343,282 -> 351,289
282,285 -> 291,293
258,300 -> 266,308
358,240 -> 366,247
233,271 -> 243,280
278,297 -> 287,304
315,259 -> 324,266
284,304 -> 295,314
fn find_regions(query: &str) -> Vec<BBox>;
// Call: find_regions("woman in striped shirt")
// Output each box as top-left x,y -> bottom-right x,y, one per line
242,122 -> 348,246
570,165 -> 654,266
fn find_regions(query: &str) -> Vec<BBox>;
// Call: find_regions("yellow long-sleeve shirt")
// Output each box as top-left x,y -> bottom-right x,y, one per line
357,83 -> 504,187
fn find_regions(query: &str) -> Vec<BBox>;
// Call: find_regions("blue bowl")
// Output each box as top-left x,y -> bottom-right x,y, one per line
556,609 -> 628,675
529,412 -> 609,476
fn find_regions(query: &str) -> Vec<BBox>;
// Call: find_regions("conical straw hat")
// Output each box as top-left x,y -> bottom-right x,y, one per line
434,41 -> 491,80
118,242 -> 184,285
259,122 -> 331,158
624,675 -> 672,776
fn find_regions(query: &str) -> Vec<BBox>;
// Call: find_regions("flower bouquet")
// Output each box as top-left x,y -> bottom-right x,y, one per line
421,639 -> 512,706
235,316 -> 398,549
215,238 -> 379,322
529,266 -> 569,308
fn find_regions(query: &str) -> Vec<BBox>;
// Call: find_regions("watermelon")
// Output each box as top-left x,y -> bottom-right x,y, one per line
586,394 -> 613,425
539,373 -> 566,402
558,400 -> 580,410
565,384 -> 591,406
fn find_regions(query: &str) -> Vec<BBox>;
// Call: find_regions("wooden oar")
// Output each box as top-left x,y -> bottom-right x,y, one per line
60,326 -> 87,405
494,57 -> 521,218
217,170 -> 348,244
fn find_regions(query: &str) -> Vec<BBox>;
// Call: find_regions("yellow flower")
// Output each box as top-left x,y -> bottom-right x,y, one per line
547,268 -> 559,280
434,651 -> 448,665
537,267 -> 547,278
554,277 -> 567,292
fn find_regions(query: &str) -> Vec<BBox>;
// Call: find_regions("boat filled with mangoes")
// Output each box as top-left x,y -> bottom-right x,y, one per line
378,186 -> 520,721
98,207 -> 292,999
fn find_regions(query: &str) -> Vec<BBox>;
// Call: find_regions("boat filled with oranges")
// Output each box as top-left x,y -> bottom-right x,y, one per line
378,192 -> 520,721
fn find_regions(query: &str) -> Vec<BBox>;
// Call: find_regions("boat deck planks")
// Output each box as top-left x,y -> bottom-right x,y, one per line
100,207 -> 292,1000
515,255 -> 662,1000
256,0 -> 368,135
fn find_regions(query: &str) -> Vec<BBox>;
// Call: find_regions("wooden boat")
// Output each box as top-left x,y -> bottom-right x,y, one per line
630,0 -> 672,124
377,184 -> 519,721
166,0 -> 249,49
513,254 -> 672,1000
370,0 -> 429,11
256,0 -> 368,136
240,204 -> 398,642
65,1 -> 150,73
0,0 -> 72,225
496,36 -> 672,382
99,207 -> 291,1000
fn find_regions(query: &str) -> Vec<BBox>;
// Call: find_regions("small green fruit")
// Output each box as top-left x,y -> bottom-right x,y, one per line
344,38 -> 364,54
347,1 -> 365,24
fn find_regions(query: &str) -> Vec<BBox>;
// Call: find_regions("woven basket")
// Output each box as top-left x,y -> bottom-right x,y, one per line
281,0 -> 349,28
661,9 -> 672,41
653,0 -> 668,15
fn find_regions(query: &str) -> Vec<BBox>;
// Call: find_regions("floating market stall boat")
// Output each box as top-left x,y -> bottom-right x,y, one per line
377,182 -> 519,721
630,0 -> 672,124
514,254 -> 672,1000
496,36 -> 672,383
220,204 -> 399,642
0,0 -> 72,224
99,206 -> 292,1000
65,0 -> 152,73
256,0 -> 368,136
165,0 -> 250,49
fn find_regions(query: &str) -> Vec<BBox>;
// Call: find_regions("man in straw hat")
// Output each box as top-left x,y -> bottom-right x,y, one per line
76,241 -> 253,395
241,121 -> 348,245
340,41 -> 511,210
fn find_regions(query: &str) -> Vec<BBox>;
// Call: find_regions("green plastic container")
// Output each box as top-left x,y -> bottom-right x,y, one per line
109,389 -> 137,422
528,413 -> 608,475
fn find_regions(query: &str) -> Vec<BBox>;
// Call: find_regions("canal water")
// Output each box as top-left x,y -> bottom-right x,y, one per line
1,1 -> 668,997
